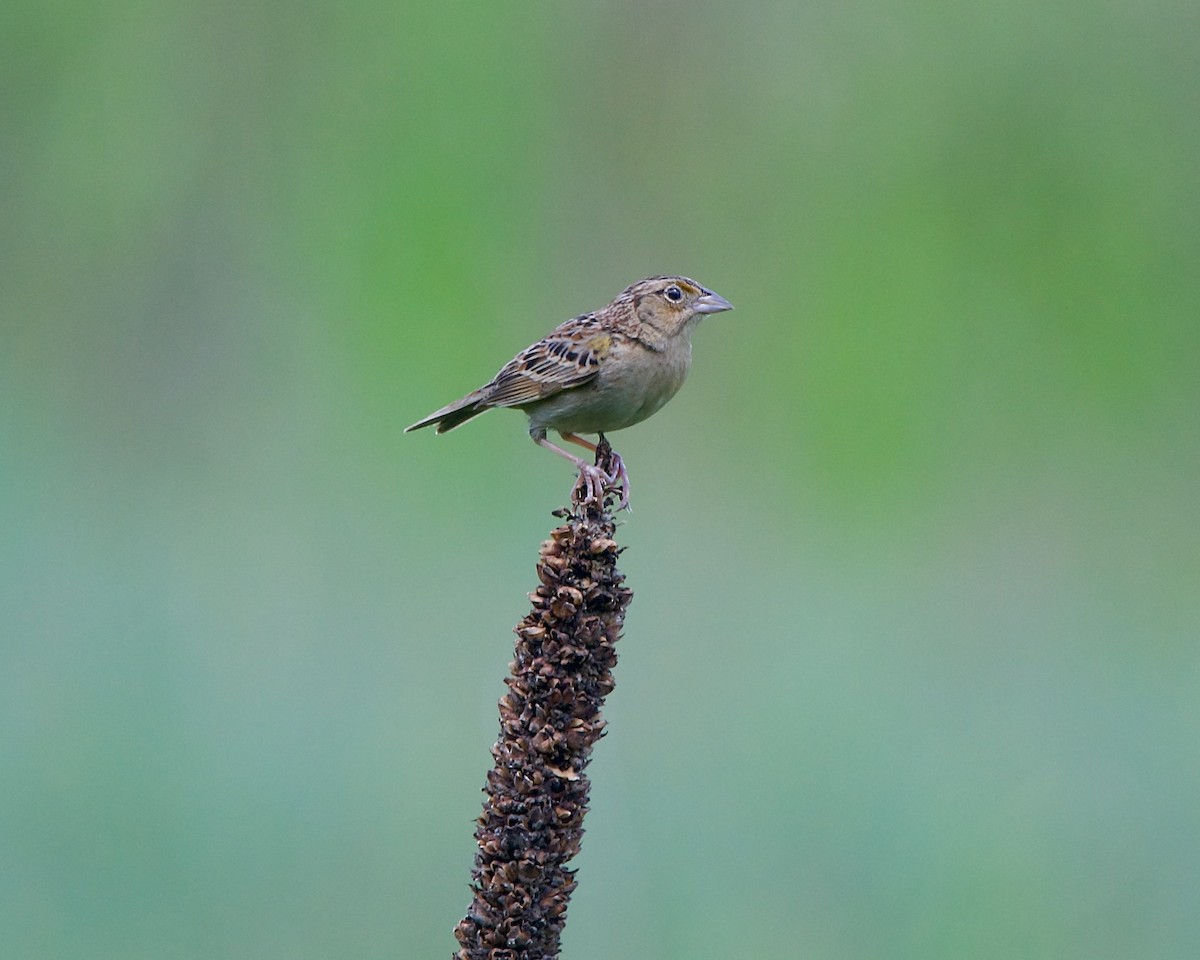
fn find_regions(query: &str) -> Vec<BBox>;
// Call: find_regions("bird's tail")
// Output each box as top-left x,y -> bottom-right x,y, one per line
404,391 -> 491,434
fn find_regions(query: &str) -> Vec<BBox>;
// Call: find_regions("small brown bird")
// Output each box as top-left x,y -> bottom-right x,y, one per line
405,275 -> 733,508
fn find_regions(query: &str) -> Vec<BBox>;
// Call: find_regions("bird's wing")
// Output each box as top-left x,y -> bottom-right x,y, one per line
481,315 -> 615,408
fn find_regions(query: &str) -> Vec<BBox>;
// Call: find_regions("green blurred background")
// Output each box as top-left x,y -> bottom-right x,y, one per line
3,1 -> 1198,957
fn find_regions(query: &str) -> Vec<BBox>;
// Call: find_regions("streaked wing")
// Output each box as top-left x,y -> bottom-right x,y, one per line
482,315 -> 614,408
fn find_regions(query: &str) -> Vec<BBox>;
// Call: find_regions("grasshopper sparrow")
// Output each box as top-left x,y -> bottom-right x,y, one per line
406,276 -> 733,508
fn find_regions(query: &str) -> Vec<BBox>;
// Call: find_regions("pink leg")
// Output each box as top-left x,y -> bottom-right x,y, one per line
535,436 -> 613,505
560,433 -> 631,510
591,432 -> 631,509
607,452 -> 631,510
561,432 -> 598,453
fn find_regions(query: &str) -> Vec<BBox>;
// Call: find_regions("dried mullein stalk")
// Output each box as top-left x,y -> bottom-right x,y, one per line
454,440 -> 633,960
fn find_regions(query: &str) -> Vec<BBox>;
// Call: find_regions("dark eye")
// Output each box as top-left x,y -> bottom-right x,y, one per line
664,285 -> 683,302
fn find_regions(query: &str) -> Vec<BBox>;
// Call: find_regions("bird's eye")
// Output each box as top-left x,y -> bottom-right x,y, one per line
664,285 -> 683,302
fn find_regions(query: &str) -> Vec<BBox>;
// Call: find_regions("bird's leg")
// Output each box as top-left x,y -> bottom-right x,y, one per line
591,433 -> 631,511
608,452 -> 632,510
535,435 -> 612,507
560,433 -> 598,454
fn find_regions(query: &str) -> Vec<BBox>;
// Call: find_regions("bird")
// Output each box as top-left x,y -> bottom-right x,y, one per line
405,275 -> 734,509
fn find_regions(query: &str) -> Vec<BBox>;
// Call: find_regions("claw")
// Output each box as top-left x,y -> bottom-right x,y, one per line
538,432 -> 632,511
605,452 -> 631,511
570,459 -> 631,512
572,462 -> 610,507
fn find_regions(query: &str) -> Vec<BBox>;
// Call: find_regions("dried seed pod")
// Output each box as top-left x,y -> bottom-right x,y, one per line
454,469 -> 633,960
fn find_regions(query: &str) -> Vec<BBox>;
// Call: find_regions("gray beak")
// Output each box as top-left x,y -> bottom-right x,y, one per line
693,289 -> 734,315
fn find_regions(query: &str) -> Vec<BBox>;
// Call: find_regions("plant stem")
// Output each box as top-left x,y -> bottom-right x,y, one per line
454,442 -> 633,959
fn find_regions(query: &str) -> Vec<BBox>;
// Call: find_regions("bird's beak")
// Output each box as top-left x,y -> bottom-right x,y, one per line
693,289 -> 734,315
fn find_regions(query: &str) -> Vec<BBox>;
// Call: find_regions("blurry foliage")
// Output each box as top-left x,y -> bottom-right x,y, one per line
2,1 -> 1197,958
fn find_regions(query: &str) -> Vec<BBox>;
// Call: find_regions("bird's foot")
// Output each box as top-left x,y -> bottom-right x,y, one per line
605,452 -> 631,511
572,462 -> 613,509
593,435 -> 631,512
570,463 -> 629,512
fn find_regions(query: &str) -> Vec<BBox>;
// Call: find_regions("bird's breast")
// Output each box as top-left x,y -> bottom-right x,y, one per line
524,337 -> 693,436
585,338 -> 692,429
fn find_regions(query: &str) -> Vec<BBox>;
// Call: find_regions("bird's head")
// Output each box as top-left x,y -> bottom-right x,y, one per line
623,276 -> 734,336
